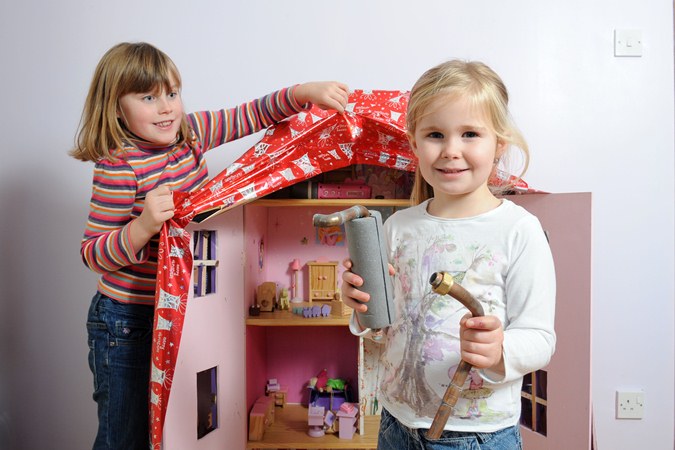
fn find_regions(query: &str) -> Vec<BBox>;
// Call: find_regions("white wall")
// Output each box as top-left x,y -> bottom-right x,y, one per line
0,1 -> 672,449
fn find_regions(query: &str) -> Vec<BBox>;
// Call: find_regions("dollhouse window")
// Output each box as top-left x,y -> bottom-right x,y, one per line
521,369 -> 547,436
193,230 -> 218,297
197,366 -> 218,438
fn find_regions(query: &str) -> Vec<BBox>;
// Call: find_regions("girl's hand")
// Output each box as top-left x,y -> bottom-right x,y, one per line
459,314 -> 505,373
340,258 -> 369,313
340,258 -> 395,313
294,81 -> 350,113
130,185 -> 175,252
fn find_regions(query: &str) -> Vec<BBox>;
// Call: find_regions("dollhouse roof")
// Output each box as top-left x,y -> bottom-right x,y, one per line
187,90 -> 416,223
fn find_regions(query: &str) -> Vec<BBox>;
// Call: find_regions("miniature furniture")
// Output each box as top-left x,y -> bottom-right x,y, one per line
290,259 -> 302,303
266,378 -> 280,393
248,396 -> 275,441
308,384 -> 350,412
337,403 -> 359,439
307,261 -> 338,302
257,282 -> 277,312
267,381 -> 288,407
308,405 -> 327,437
331,292 -> 351,317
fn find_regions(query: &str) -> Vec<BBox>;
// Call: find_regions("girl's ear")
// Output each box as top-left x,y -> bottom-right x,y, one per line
495,138 -> 507,159
116,103 -> 126,124
407,132 -> 418,154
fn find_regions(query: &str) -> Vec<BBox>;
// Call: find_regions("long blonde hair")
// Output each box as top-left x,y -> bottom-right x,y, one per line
70,42 -> 192,162
407,60 -> 529,205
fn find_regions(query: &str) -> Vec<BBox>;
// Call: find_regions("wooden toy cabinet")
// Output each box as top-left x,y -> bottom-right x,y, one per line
162,193 -> 592,450
307,261 -> 339,302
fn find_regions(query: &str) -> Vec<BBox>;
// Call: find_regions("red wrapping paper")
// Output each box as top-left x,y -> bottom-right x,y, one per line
149,90 -> 415,447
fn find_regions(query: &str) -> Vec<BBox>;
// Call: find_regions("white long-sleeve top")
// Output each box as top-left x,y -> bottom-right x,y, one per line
351,198 -> 556,433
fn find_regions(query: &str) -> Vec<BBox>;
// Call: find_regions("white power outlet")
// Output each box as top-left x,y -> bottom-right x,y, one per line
616,391 -> 644,419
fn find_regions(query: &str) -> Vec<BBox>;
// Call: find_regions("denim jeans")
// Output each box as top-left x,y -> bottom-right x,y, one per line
87,292 -> 154,450
378,408 -> 523,450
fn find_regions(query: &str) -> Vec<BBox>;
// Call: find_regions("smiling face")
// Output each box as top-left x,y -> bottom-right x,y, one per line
117,79 -> 184,146
409,94 -> 506,218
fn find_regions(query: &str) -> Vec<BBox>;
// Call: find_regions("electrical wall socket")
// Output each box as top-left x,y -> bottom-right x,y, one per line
616,391 -> 644,419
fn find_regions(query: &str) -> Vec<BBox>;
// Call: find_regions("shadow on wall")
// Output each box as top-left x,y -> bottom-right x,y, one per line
0,161 -> 100,449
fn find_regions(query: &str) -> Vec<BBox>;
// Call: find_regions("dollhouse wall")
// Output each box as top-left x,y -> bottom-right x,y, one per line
510,193 -> 592,449
163,208 -> 247,450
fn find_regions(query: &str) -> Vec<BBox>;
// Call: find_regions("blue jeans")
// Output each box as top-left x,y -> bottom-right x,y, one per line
87,292 -> 154,450
378,408 -> 523,450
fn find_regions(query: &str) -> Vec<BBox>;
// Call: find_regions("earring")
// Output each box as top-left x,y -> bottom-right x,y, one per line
493,157 -> 500,164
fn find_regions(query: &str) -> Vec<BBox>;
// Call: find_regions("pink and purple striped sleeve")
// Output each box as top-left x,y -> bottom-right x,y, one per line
188,86 -> 305,152
80,162 -> 147,273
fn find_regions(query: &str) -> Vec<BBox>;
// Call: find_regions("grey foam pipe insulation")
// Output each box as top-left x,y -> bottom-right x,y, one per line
313,206 -> 395,330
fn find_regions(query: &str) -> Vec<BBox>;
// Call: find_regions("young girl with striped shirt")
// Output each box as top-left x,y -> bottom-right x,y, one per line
71,41 -> 348,449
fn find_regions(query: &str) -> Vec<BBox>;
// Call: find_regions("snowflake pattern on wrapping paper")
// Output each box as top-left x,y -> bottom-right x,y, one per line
167,226 -> 187,238
238,184 -> 258,200
169,245 -> 185,258
378,131 -> 396,147
253,142 -> 271,157
150,389 -> 161,408
151,362 -> 172,388
209,180 -> 224,196
157,288 -> 182,311
316,124 -> 337,147
155,315 -> 173,332
225,163 -> 243,177
279,168 -> 295,181
395,154 -> 414,170
339,143 -> 354,159
293,153 -> 317,175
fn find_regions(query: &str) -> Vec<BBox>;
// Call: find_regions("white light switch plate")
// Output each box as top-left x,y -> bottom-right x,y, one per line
614,29 -> 642,57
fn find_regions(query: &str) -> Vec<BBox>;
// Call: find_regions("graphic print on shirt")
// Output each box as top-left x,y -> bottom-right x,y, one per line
383,231 -> 508,421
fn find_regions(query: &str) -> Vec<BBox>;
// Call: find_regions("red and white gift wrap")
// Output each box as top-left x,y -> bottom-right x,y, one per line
149,90 -> 415,447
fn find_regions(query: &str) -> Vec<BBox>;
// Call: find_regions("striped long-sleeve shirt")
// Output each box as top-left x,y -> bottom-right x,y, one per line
81,87 -> 305,305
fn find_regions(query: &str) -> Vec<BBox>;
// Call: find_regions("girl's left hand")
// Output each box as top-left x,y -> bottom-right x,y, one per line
459,314 -> 505,372
294,81 -> 350,113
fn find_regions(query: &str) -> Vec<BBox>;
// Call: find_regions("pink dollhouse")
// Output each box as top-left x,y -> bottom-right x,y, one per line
151,91 -> 592,450
159,190 -> 592,450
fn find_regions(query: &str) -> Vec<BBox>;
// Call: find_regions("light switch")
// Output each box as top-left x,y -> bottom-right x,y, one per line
614,29 -> 642,57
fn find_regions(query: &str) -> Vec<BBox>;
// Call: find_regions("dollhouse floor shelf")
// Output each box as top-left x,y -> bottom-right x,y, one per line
246,302 -> 350,326
246,404 -> 379,449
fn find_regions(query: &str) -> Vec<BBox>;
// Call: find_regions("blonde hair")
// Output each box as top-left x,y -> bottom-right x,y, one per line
70,42 -> 192,162
407,60 -> 529,205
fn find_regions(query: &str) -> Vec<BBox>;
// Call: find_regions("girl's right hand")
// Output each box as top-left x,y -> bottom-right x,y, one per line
138,185 -> 175,235
131,185 -> 175,251
340,258 -> 395,313
341,259 -> 370,313
293,81 -> 350,113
